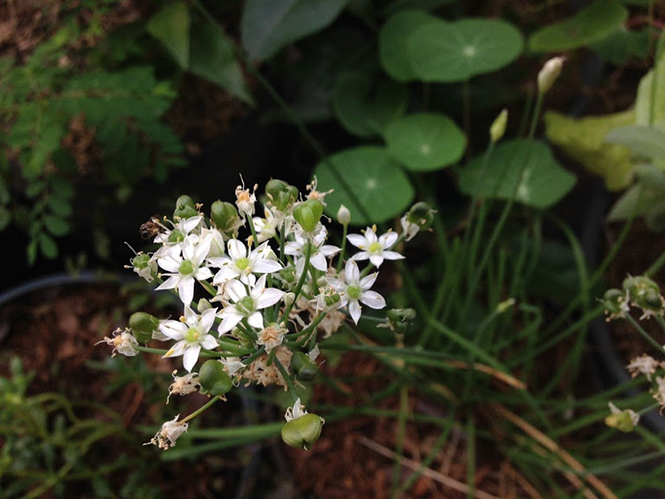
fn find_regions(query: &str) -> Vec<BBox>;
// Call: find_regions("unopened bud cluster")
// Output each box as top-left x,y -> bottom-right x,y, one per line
100,178 -> 427,450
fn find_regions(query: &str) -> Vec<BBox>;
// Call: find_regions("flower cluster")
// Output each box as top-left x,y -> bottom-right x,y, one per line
99,179 -> 431,450
601,274 -> 665,432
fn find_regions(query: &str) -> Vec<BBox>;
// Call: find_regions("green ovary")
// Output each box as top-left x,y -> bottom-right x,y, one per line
368,242 -> 382,253
185,327 -> 200,343
179,260 -> 194,275
347,285 -> 362,301
235,257 -> 250,271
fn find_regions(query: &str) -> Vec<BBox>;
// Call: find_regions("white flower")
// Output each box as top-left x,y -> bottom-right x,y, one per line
160,307 -> 219,372
209,239 -> 282,285
285,226 -> 340,274
200,227 -> 226,258
327,260 -> 386,324
285,398 -> 308,422
627,354 -> 663,382
96,328 -> 139,357
153,215 -> 204,250
347,226 -> 404,268
144,415 -> 188,450
218,275 -> 285,334
253,206 -> 283,242
235,182 -> 257,217
155,235 -> 213,305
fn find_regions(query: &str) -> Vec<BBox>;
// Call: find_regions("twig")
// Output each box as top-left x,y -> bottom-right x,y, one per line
358,436 -> 502,499
491,404 -> 619,499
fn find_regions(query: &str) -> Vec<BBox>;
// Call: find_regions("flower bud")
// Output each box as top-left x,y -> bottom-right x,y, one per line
622,276 -> 663,317
601,289 -> 629,321
199,360 -> 233,397
537,56 -> 565,94
173,195 -> 198,220
281,413 -> 324,450
291,351 -> 319,381
385,308 -> 417,335
337,204 -> 351,225
131,253 -> 156,282
293,199 -> 324,233
129,311 -> 160,343
265,179 -> 298,212
210,200 -> 241,232
605,402 -> 639,432
490,108 -> 508,143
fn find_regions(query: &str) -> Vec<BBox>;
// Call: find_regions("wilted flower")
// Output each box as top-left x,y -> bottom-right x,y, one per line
144,415 -> 189,450
96,328 -> 139,357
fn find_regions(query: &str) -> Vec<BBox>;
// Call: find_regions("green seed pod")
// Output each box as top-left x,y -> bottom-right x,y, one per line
291,352 -> 319,381
407,202 -> 434,230
129,312 -> 160,343
601,289 -> 628,320
210,200 -> 241,232
199,360 -> 233,396
293,199 -> 324,233
606,409 -> 639,433
281,413 -> 324,450
173,195 -> 198,220
265,179 -> 298,212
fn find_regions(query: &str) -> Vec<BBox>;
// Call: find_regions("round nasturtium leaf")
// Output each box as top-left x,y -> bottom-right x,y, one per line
458,139 -> 576,209
332,71 -> 409,137
408,18 -> 523,83
312,146 -> 415,225
528,0 -> 628,53
378,9 -> 440,82
385,113 -> 466,171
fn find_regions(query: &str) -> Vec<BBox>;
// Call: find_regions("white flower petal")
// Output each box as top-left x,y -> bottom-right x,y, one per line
177,278 -> 195,305
228,239 -> 247,260
183,345 -> 201,372
382,251 -> 404,261
218,309 -> 244,334
369,254 -> 385,268
255,288 -> 285,309
347,234 -> 368,249
227,279 -> 248,302
348,300 -> 362,324
360,290 -> 386,309
247,312 -> 264,330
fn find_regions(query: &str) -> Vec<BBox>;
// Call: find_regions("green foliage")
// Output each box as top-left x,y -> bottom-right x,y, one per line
384,112 -> 466,171
528,0 -> 628,53
312,146 -> 414,225
240,0 -> 351,62
0,357 -> 163,498
0,8 -> 187,264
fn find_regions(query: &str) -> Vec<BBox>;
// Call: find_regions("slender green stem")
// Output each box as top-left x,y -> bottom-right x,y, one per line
274,357 -> 300,403
391,385 -> 409,499
180,395 -> 221,424
626,314 -> 665,353
280,245 -> 311,324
